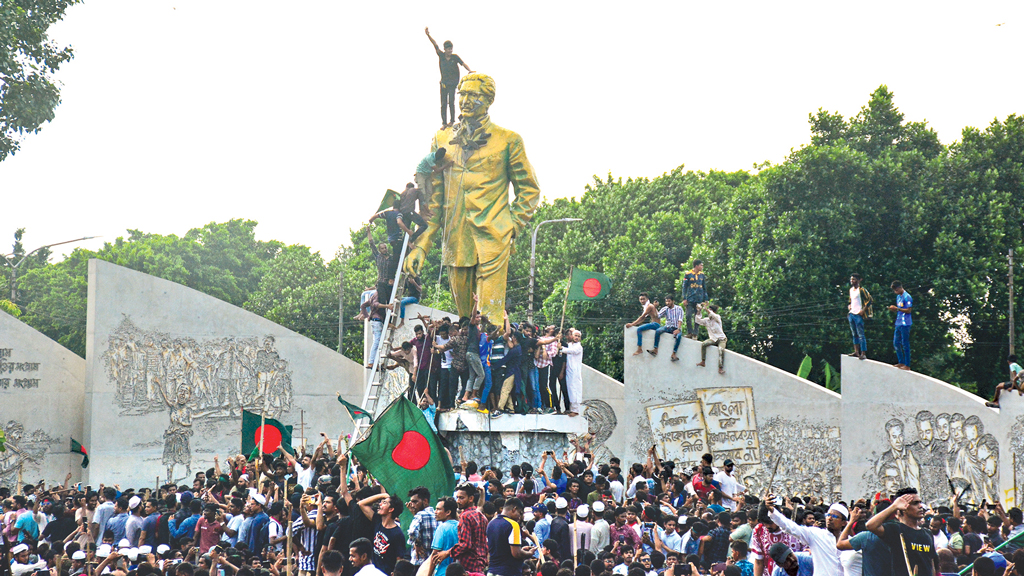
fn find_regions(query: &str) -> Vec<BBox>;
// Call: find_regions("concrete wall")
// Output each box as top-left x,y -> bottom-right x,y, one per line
367,304 -> 627,461
84,259 -> 366,486
841,356 -> 1023,507
0,311 -> 86,489
623,328 -> 843,500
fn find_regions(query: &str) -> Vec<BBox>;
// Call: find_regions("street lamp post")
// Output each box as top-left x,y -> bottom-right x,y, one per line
528,218 -> 582,324
2,236 -> 98,302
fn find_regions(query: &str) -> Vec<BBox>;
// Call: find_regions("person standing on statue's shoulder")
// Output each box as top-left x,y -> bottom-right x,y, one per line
847,273 -> 872,361
682,260 -> 708,340
888,281 -> 913,371
425,28 -> 473,129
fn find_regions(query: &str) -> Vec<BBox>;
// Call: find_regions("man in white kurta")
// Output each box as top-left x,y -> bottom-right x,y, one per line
564,329 -> 584,416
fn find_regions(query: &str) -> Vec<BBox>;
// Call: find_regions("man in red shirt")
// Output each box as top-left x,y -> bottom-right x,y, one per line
194,503 -> 224,554
435,484 -> 488,573
691,467 -> 723,502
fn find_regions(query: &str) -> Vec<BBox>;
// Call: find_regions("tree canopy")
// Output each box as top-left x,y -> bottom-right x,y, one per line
0,0 -> 80,161
5,86 -> 1023,399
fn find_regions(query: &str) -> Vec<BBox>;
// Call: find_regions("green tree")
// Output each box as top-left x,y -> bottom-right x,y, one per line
0,0 -> 80,161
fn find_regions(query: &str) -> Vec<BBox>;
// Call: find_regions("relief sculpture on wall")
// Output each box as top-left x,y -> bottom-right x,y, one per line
869,410 -> 998,505
645,387 -> 841,500
0,420 -> 58,490
102,318 -> 294,483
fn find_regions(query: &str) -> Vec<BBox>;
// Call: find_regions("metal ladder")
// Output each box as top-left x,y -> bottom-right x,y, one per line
353,232 -> 411,440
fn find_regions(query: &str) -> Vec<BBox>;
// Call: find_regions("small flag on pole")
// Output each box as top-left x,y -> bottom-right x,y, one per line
338,394 -> 375,425
376,189 -> 402,213
70,438 -> 89,468
567,268 -> 612,301
241,411 -> 294,457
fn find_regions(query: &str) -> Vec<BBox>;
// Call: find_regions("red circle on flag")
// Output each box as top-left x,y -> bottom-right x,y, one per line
254,425 -> 282,454
392,431 -> 431,470
582,278 -> 602,298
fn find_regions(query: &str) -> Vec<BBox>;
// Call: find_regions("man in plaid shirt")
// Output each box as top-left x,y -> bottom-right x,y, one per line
435,484 -> 488,573
647,294 -> 686,362
406,487 -> 437,566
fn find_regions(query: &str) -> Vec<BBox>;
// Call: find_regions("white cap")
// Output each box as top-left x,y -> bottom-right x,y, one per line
118,538 -> 132,549
577,504 -> 590,518
828,503 -> 850,520
252,493 -> 267,506
239,473 -> 250,481
11,543 -> 29,555
72,551 -> 87,561
592,501 -> 605,513
156,544 -> 171,555
96,544 -> 112,558
126,548 -> 140,562
128,496 -> 141,511
139,545 -> 152,554
524,510 -> 535,522
555,497 -> 568,509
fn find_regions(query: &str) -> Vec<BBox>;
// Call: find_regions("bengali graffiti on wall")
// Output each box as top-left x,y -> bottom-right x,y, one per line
102,318 -> 294,483
645,387 -> 842,500
867,410 -> 998,505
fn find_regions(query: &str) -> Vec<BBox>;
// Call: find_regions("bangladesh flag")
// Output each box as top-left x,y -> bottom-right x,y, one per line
567,268 -> 612,301
241,410 -> 294,457
337,394 -> 374,424
377,189 -> 402,213
350,396 -> 455,530
70,438 -> 89,468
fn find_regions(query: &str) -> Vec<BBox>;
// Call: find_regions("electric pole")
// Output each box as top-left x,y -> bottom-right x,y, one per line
338,269 -> 344,354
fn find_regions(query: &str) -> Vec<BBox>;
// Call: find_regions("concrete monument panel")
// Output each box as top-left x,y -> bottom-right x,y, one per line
624,329 -> 843,500
84,259 -> 366,486
0,311 -> 86,489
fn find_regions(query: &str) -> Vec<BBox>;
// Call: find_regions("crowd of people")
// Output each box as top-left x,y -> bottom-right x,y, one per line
4,446 -> 1023,576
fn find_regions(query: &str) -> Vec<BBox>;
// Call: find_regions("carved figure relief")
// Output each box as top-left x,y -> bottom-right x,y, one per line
869,410 -> 998,504
0,420 -> 58,490
102,318 -> 293,482
644,387 -> 841,500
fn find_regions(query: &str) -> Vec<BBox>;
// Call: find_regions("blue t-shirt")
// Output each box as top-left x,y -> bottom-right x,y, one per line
487,515 -> 526,576
431,519 -> 459,576
15,513 -> 39,542
422,405 -> 438,433
849,530 -> 893,576
896,292 -> 913,326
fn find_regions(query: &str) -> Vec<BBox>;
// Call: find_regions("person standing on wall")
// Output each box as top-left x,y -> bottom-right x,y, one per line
847,274 -> 872,361
888,281 -> 913,371
682,260 -> 708,340
424,28 -> 473,129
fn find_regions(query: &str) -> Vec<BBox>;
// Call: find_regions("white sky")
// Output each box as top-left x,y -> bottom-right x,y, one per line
2,0 -> 1021,260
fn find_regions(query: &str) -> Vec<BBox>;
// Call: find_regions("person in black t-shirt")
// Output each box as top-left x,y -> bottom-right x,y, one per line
865,488 -> 939,576
425,27 -> 473,128
356,491 -> 407,574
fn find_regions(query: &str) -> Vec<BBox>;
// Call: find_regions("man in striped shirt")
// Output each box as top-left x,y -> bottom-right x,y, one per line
647,295 -> 685,362
293,491 -> 322,576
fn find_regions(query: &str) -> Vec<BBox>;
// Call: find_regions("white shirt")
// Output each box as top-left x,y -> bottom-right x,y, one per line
840,549 -> 862,576
695,310 -> 726,341
223,513 -> 244,545
565,342 -> 583,384
11,560 -> 47,576
626,476 -> 647,499
295,462 -> 315,490
435,336 -> 452,368
355,564 -> 388,576
769,508 -> 841,576
850,287 -> 863,315
713,470 -> 746,511
609,480 -> 625,504
590,519 -> 610,553
661,530 -> 683,553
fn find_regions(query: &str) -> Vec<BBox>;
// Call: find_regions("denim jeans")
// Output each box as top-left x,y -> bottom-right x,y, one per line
636,322 -> 661,347
529,366 -> 542,408
894,325 -> 911,366
479,362 -> 493,408
653,325 -> 678,348
848,313 -> 867,350
368,319 -> 384,365
398,296 -> 418,319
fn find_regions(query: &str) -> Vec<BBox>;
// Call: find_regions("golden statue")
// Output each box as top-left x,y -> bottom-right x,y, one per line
405,73 -> 540,319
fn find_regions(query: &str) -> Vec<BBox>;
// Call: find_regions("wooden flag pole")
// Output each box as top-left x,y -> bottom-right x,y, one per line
285,480 -> 293,576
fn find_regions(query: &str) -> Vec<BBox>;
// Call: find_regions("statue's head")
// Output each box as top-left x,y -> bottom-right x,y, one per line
458,73 -> 495,121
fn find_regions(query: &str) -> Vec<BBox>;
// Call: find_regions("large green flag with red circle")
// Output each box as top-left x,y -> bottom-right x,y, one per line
567,268 -> 612,301
241,410 -> 294,458
350,396 -> 456,530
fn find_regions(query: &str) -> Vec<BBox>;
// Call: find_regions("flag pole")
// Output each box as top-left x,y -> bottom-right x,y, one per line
285,479 -> 293,576
559,267 -> 573,338
258,411 -> 266,489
